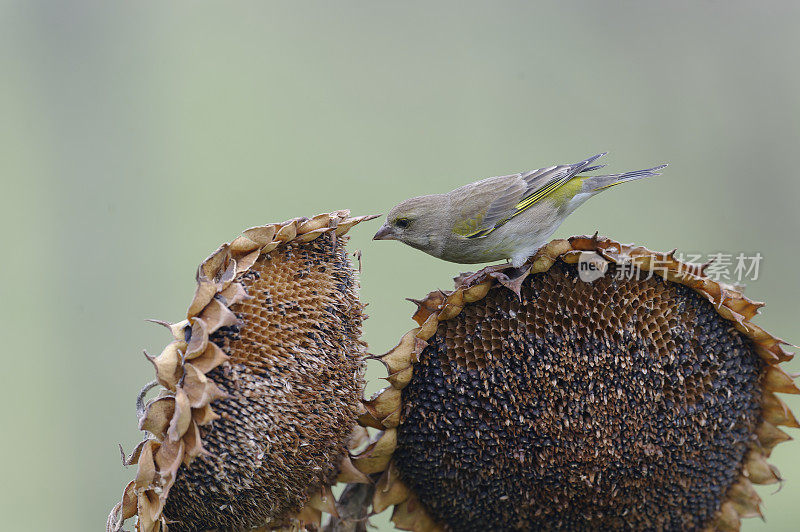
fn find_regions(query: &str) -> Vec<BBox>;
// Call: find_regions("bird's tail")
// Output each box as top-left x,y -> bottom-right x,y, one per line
583,163 -> 668,191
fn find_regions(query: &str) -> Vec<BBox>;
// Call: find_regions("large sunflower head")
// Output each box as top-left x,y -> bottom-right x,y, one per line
355,236 -> 797,532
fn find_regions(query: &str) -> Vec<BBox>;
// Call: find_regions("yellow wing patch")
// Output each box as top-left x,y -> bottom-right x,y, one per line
452,209 -> 487,237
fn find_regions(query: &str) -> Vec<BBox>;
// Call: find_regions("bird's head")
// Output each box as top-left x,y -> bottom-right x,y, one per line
373,195 -> 445,253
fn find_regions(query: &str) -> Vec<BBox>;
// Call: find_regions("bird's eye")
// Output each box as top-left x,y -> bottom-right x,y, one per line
395,218 -> 411,229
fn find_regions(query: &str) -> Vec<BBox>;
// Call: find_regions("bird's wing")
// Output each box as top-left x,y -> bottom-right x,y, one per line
453,153 -> 607,239
450,175 -> 527,238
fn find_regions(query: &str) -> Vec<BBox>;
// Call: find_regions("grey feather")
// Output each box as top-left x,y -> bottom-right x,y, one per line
479,176 -> 527,233
582,163 -> 668,191
521,153 -> 607,195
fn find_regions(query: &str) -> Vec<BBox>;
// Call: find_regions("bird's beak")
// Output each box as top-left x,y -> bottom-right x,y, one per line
373,225 -> 395,241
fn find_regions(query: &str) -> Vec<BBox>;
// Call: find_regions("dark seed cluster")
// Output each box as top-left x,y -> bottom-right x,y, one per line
394,261 -> 762,532
163,233 -> 365,531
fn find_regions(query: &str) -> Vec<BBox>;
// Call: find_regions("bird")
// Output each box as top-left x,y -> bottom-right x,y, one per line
373,153 -> 665,293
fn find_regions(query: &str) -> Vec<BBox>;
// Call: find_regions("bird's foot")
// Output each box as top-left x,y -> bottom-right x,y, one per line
456,263 -> 531,300
488,266 -> 531,300
455,263 -> 508,287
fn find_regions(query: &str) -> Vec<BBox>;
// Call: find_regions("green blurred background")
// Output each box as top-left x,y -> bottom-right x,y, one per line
1,1 -> 798,530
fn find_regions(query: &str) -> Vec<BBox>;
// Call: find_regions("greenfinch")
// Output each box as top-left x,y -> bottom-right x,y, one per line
373,153 -> 666,268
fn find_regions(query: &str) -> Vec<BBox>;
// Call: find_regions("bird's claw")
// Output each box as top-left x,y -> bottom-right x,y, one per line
488,266 -> 530,301
456,263 -> 531,300
456,264 -> 507,287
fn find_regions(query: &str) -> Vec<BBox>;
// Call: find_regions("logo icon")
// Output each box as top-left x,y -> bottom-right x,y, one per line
577,251 -> 608,283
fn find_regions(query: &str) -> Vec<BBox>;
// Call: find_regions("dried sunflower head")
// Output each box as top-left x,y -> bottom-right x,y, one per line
355,236 -> 798,532
108,211 -> 377,532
